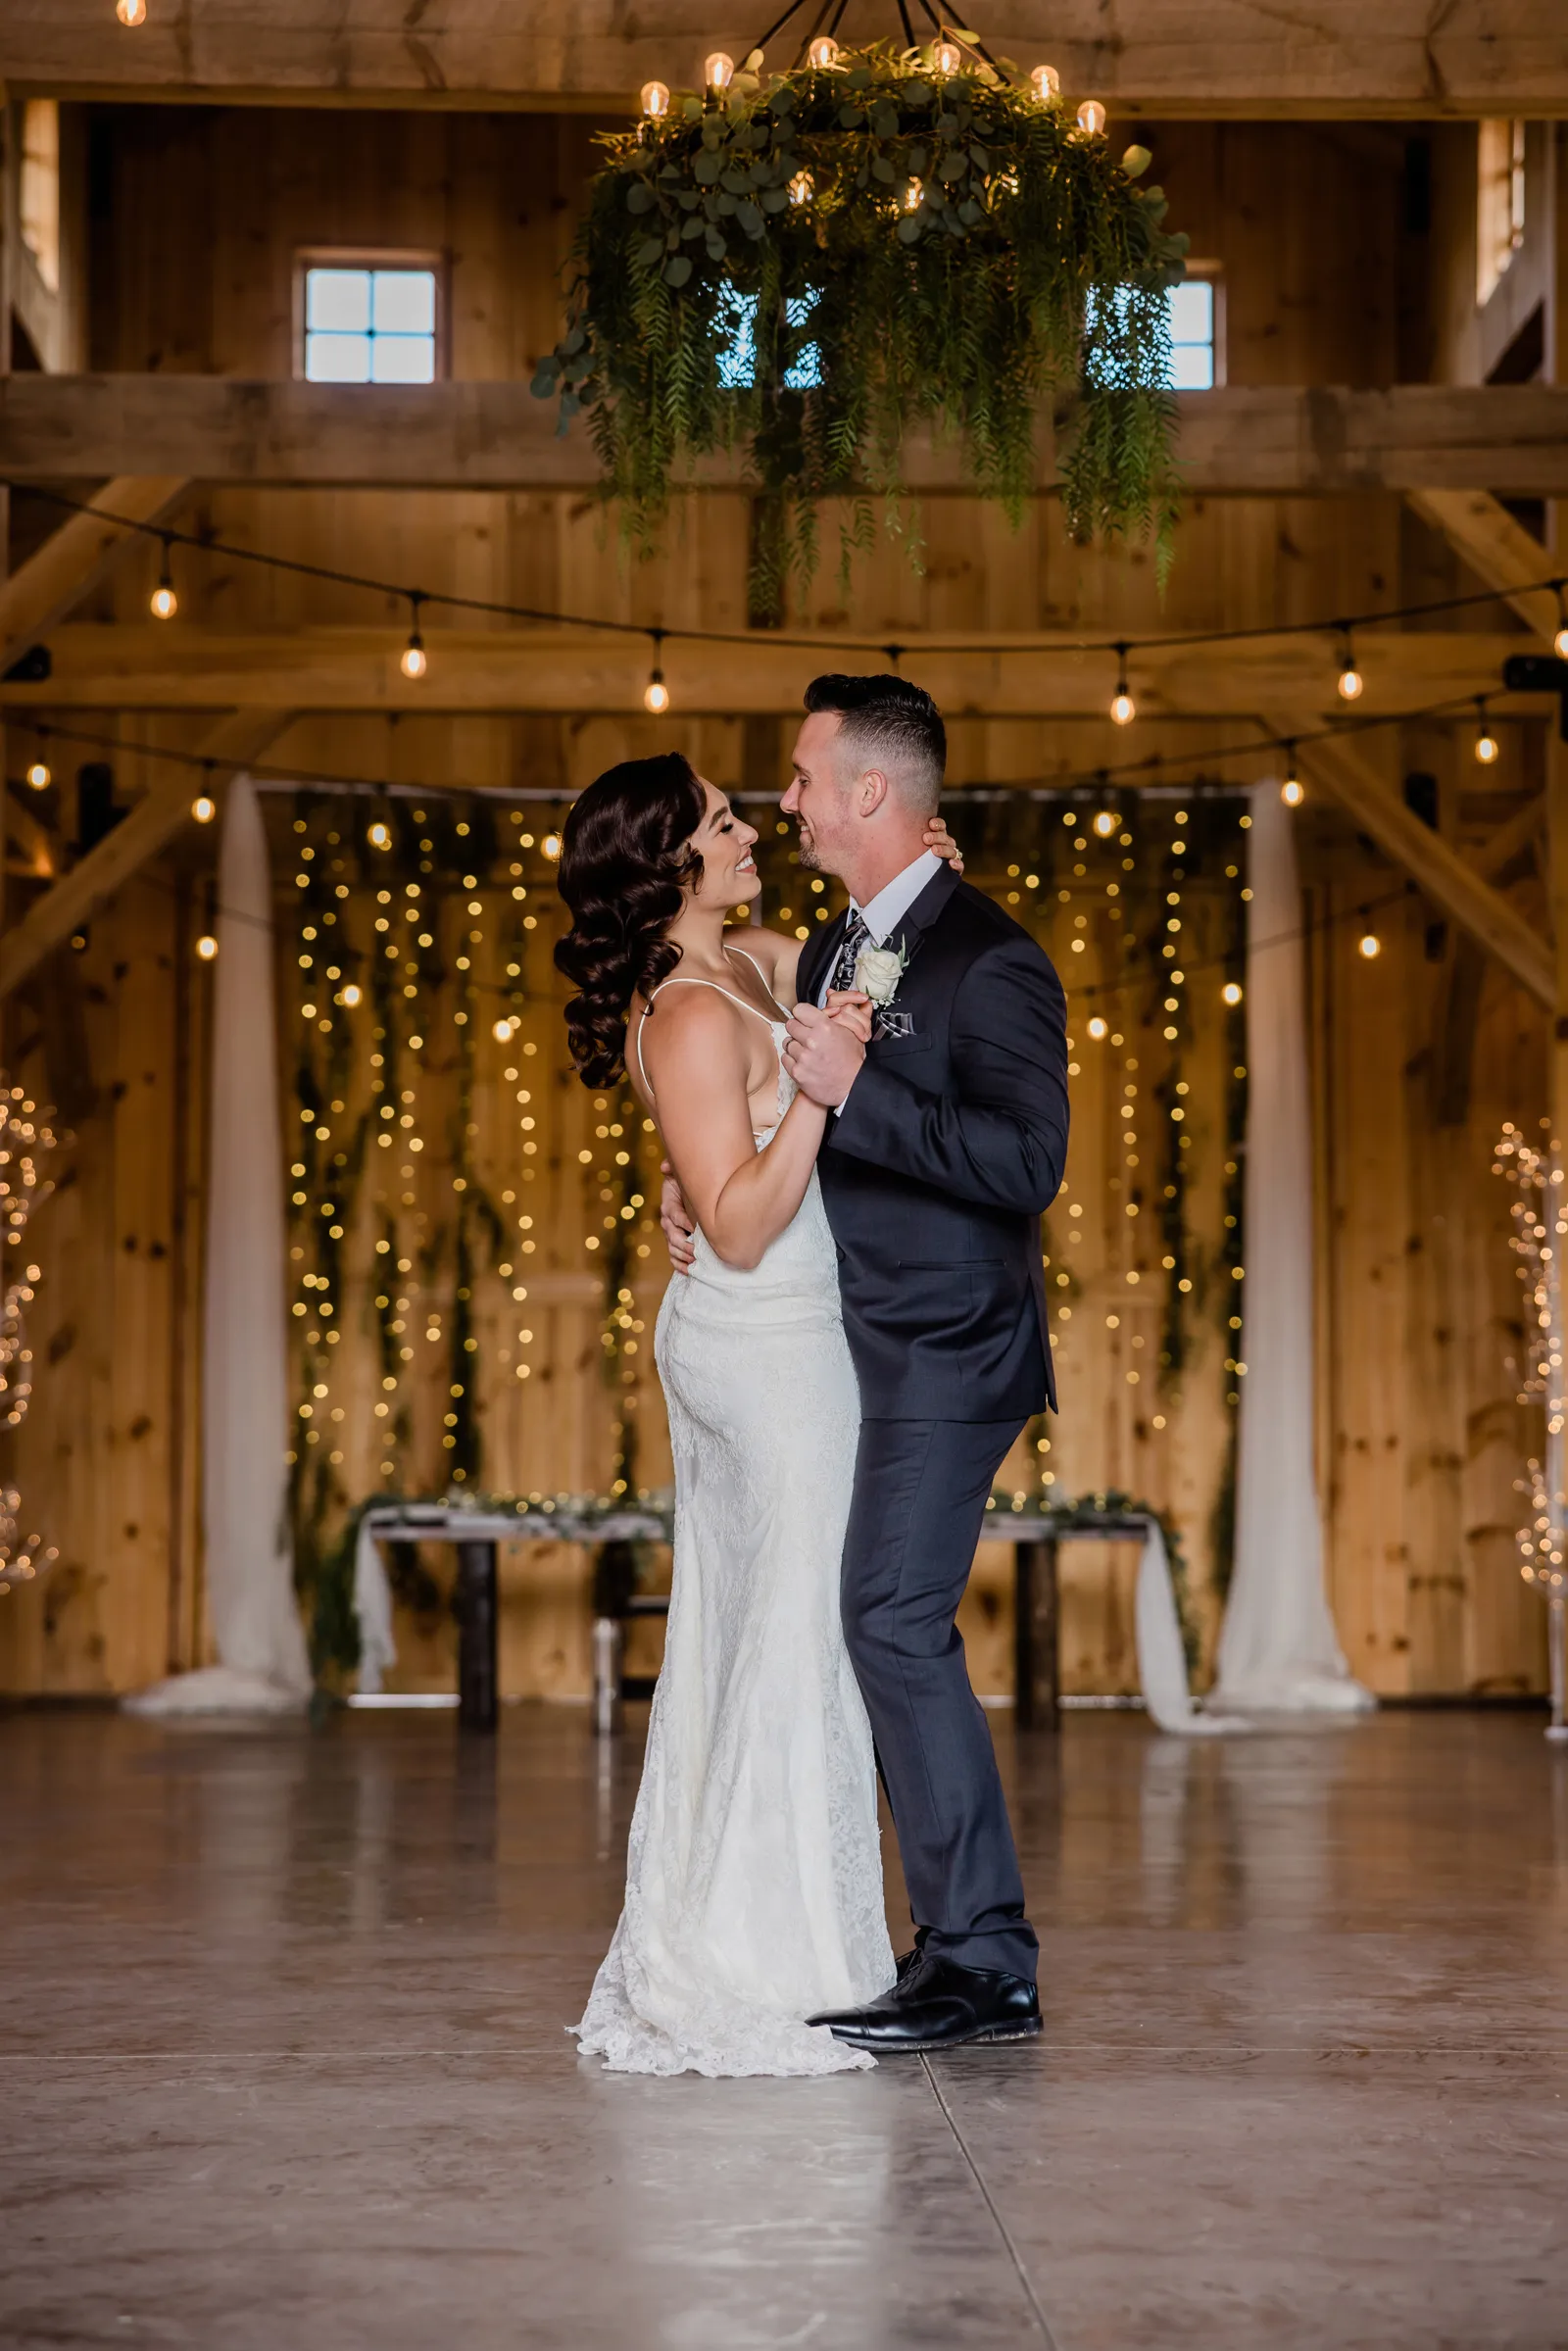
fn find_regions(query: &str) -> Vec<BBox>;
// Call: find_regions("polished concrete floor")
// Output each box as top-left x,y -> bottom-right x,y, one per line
3,1704 -> 1566,2349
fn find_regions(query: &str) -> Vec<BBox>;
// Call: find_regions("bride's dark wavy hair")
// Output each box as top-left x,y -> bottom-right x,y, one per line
554,751 -> 707,1085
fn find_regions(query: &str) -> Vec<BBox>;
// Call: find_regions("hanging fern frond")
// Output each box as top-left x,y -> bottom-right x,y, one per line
534,42 -> 1189,593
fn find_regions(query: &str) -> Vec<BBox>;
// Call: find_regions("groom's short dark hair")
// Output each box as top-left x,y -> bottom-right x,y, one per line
804,673 -> 946,816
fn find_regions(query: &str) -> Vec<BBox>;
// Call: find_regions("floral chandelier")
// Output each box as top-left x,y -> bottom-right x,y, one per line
532,8 -> 1189,593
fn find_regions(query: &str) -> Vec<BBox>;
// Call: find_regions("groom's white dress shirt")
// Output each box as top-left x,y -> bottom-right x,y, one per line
814,847 -> 943,1111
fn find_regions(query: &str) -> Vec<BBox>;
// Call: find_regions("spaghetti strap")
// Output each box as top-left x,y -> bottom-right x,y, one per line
633,975 -> 784,1104
726,944 -> 791,1018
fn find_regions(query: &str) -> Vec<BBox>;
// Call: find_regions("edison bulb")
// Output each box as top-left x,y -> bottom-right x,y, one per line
704,51 -> 734,92
195,934 -> 218,961
1087,1015 -> 1108,1040
116,0 -> 146,23
24,759 -> 50,791
1281,777 -> 1304,807
789,171 -> 812,207
1338,660 -> 1363,701
150,582 -> 177,619
1030,64 -> 1060,100
1556,621 -> 1568,660
807,35 -> 839,67
542,833 -> 563,862
368,820 -> 392,850
493,1018 -> 514,1044
644,675 -> 670,714
640,79 -> 670,118
1076,99 -> 1107,135
1093,808 -> 1118,838
1221,982 -> 1243,1006
191,795 -> 216,824
340,983 -> 363,1008
1110,688 -> 1135,726
1357,932 -> 1381,960
933,39 -> 960,73
401,640 -> 427,680
904,178 -> 923,211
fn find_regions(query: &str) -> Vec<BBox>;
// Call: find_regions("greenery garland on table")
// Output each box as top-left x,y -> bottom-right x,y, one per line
533,41 -> 1187,596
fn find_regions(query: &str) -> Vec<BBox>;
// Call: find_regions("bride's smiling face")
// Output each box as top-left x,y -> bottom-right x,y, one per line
685,781 -> 760,910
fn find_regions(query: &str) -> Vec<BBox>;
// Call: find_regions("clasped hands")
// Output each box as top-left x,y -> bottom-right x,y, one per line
660,989 -> 870,1273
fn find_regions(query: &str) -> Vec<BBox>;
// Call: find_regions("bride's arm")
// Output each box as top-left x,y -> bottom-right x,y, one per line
643,991 -> 827,1272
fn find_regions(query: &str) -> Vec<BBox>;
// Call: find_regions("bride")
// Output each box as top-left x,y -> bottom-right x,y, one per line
555,749 -> 959,2078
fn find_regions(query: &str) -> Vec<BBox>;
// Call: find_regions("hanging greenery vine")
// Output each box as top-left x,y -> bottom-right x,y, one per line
533,40 -> 1187,595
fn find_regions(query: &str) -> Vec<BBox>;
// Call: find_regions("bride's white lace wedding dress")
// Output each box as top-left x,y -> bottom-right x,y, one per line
572,963 -> 895,2078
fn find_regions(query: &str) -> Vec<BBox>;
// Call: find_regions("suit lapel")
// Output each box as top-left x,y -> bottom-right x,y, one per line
797,907 -> 846,1007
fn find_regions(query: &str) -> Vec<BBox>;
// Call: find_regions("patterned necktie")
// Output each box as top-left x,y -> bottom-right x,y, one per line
828,909 -> 869,997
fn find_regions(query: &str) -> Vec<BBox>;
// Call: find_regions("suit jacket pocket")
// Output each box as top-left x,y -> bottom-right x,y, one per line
870,1032 -> 935,1061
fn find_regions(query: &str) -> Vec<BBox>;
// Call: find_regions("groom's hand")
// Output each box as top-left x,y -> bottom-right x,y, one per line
784,1002 -> 865,1110
660,1162 -> 697,1276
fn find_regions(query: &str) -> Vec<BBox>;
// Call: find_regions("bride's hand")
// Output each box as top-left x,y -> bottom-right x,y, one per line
924,813 -> 964,874
824,989 -> 873,1044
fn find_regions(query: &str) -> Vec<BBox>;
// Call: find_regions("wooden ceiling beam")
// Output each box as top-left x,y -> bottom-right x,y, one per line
1404,489 -> 1563,642
0,710 -> 292,1002
1271,712 -> 1554,1006
7,1 -> 1564,116
0,624 -> 1530,719
0,475 -> 190,674
8,382 -> 1568,499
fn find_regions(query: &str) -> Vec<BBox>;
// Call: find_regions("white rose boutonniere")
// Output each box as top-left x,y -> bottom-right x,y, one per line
853,938 -> 914,1040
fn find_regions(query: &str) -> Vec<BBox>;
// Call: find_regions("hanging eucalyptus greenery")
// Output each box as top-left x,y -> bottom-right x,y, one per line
533,41 -> 1187,594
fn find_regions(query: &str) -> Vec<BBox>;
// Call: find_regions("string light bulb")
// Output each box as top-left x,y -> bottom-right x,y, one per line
116,0 -> 146,23
1337,629 -> 1363,701
492,1017 -> 515,1044
1076,99 -> 1107,136
644,629 -> 669,714
807,35 -> 840,67
1474,698 -> 1499,764
1281,743 -> 1303,807
1555,583 -> 1568,661
542,832 -> 563,863
191,794 -> 216,824
1030,64 -> 1060,100
640,80 -> 669,119
1109,644 -> 1135,726
933,38 -> 961,73
789,171 -> 812,206
1087,1015 -> 1108,1040
340,983 -> 363,1008
1357,929 -> 1381,960
367,819 -> 392,851
195,934 -> 218,961
400,594 -> 427,680
1092,807 -> 1119,838
704,51 -> 734,92
904,178 -> 923,212
24,755 -> 50,791
1222,981 -> 1244,1006
149,538 -> 177,619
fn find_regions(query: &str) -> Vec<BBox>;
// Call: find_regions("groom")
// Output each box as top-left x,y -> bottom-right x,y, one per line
665,673 -> 1069,2051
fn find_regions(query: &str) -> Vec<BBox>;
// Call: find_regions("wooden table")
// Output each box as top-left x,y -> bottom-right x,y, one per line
1005,1509 -> 1152,1732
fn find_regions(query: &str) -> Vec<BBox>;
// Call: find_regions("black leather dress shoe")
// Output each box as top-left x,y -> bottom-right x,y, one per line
894,1929 -> 930,1985
808,1954 -> 1040,2052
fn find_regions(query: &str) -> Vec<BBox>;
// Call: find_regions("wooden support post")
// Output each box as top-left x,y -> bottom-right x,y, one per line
1404,489 -> 1561,642
0,476 -> 191,673
0,710 -> 292,1002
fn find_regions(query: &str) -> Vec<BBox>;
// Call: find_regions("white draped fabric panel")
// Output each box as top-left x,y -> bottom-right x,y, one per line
125,775 -> 310,1717
1210,783 -> 1374,1716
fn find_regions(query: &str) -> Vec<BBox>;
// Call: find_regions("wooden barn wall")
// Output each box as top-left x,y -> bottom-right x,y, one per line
0,107 -> 1551,1697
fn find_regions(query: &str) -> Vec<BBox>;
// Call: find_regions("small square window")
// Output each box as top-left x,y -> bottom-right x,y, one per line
1167,279 -> 1215,390
302,263 -> 439,384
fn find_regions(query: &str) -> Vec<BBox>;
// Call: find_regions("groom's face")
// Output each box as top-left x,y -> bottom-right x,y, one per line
781,711 -> 855,878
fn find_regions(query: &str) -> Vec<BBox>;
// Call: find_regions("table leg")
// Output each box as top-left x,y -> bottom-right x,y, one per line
456,1539 -> 499,1733
1014,1538 -> 1059,1733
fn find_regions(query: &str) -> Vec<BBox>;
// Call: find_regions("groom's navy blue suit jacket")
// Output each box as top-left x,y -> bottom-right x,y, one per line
797,861 -> 1069,1421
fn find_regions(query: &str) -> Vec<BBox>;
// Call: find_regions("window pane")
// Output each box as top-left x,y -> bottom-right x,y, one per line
370,334 -> 437,385
306,331 -> 373,383
307,269 -> 370,333
715,287 -> 757,391
371,269 -> 435,336
1167,280 -> 1213,345
1168,341 -> 1214,391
